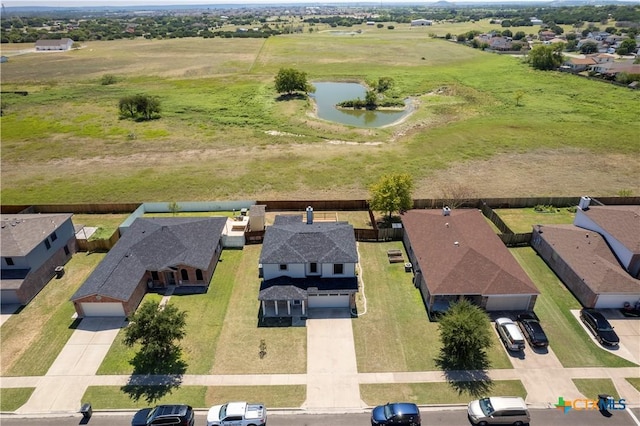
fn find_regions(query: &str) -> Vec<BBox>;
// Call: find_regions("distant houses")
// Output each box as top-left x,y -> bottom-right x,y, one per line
411,19 -> 432,27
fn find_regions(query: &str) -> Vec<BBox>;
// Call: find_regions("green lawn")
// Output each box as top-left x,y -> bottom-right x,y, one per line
495,208 -> 576,233
352,242 -> 511,373
360,380 -> 527,405
510,247 -> 636,368
626,377 -> 640,392
0,253 -> 105,376
82,385 -> 306,409
572,379 -> 620,400
0,388 -> 35,412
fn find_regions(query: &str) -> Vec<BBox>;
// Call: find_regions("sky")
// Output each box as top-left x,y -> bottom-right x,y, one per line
4,0 -> 550,7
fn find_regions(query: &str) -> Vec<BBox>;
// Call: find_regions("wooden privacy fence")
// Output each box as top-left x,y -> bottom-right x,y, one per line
354,227 -> 404,242
76,230 -> 120,252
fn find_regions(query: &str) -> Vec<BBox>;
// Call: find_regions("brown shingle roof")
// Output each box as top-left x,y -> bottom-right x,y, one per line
582,205 -> 640,253
402,209 -> 539,296
534,224 -> 639,294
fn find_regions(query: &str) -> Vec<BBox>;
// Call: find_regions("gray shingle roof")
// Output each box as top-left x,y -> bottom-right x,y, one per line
259,276 -> 358,300
71,217 -> 226,302
259,216 -> 357,264
1,214 -> 72,257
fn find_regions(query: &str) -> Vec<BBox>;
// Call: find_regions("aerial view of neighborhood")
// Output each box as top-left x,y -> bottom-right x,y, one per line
1,1 -> 639,425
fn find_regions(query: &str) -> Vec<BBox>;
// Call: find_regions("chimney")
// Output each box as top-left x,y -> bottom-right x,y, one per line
578,196 -> 591,211
443,205 -> 451,216
306,206 -> 313,224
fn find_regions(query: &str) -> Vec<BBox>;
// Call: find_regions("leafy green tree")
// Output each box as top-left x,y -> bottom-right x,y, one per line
124,301 -> 187,373
513,31 -> 526,40
617,39 -> 637,56
118,94 -> 161,121
528,43 -> 564,71
435,299 -> 493,371
274,68 -> 313,95
580,41 -> 598,54
369,173 -> 414,222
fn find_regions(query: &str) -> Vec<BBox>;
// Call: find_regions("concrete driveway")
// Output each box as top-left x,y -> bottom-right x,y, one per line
571,309 -> 640,365
305,308 -> 365,410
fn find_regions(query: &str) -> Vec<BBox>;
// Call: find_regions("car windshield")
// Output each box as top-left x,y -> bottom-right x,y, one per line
479,398 -> 494,416
383,404 -> 394,420
219,404 -> 227,419
593,315 -> 613,331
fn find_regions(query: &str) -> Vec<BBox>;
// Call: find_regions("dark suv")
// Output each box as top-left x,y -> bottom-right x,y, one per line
516,312 -> 549,348
132,404 -> 195,426
371,402 -> 421,426
580,309 -> 619,346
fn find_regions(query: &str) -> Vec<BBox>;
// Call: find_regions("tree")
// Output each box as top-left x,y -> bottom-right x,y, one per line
617,39 -> 637,56
514,90 -> 525,106
580,41 -> 598,54
527,43 -> 564,71
168,201 -> 181,216
274,67 -> 312,95
368,173 -> 414,222
435,299 -> 493,371
440,182 -> 477,209
118,94 -> 161,121
124,301 -> 187,374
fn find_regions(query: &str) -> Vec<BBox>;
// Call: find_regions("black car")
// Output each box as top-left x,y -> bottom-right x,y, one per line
371,402 -> 421,426
516,312 -> 549,348
132,404 -> 195,426
580,308 -> 620,346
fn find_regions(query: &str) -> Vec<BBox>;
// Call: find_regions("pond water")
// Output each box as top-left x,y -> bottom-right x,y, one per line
309,82 -> 411,128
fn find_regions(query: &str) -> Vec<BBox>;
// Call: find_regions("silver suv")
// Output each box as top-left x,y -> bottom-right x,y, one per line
495,318 -> 525,352
468,396 -> 530,425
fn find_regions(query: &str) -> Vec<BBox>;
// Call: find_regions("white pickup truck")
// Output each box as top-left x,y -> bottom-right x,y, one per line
206,401 -> 267,426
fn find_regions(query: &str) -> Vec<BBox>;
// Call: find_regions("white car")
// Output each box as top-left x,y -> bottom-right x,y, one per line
495,317 -> 526,352
206,401 -> 267,426
468,396 -> 530,425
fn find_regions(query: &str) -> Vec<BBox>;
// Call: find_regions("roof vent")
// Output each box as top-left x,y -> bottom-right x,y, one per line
306,206 -> 313,224
578,196 -> 591,210
454,241 -> 459,247
445,222 -> 449,228
443,206 -> 451,216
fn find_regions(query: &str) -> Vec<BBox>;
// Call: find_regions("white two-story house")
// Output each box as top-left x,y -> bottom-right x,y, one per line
258,210 -> 358,318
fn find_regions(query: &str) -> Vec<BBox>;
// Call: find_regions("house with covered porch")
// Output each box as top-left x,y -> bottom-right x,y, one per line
258,211 -> 358,319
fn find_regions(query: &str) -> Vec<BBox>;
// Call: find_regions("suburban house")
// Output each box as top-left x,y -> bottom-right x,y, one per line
531,199 -> 640,308
258,210 -> 358,318
562,57 -> 597,72
1,214 -> 77,305
35,38 -> 73,51
402,208 -> 539,318
71,217 -> 226,317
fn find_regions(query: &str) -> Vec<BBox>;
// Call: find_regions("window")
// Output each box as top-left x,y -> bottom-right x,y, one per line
44,239 -> 51,250
151,271 -> 159,280
181,269 -> 189,281
63,245 -> 70,256
5,257 -> 14,266
279,264 -> 288,271
310,262 -> 318,273
50,231 -> 57,242
196,269 -> 203,281
333,263 -> 344,274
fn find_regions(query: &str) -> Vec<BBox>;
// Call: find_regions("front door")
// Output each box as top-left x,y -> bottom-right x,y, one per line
165,271 -> 176,285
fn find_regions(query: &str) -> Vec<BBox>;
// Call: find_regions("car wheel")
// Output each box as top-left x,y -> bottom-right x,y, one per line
513,422 -> 524,426
478,422 -> 488,426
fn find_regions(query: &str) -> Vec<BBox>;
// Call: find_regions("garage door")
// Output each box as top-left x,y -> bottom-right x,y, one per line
308,294 -> 350,309
81,302 -> 125,317
485,295 -> 530,311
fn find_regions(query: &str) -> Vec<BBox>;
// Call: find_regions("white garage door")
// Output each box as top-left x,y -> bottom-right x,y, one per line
81,302 -> 125,317
485,295 -> 530,311
308,294 -> 350,309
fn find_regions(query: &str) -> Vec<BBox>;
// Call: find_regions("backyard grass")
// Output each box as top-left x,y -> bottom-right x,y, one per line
82,385 -> 306,409
495,208 -> 576,234
0,388 -> 35,411
1,29 -> 638,204
0,252 -> 105,376
572,379 -> 620,400
510,247 -> 636,368
352,242 -> 512,373
360,380 -> 527,406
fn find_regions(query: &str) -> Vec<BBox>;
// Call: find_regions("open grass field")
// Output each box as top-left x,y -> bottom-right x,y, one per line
1,23 -> 638,204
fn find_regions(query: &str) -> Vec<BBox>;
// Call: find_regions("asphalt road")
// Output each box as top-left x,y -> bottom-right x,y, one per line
1,407 -> 639,426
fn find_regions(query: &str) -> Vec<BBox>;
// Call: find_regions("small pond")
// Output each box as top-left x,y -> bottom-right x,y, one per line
309,82 -> 411,128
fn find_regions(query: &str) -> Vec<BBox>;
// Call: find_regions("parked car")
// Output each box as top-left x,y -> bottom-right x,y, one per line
495,317 -> 526,352
580,308 -> 620,346
516,312 -> 549,348
206,401 -> 267,426
468,396 -> 530,425
371,402 -> 421,426
131,404 -> 194,426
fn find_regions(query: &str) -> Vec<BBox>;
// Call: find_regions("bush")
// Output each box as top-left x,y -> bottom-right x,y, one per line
100,74 -> 117,85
